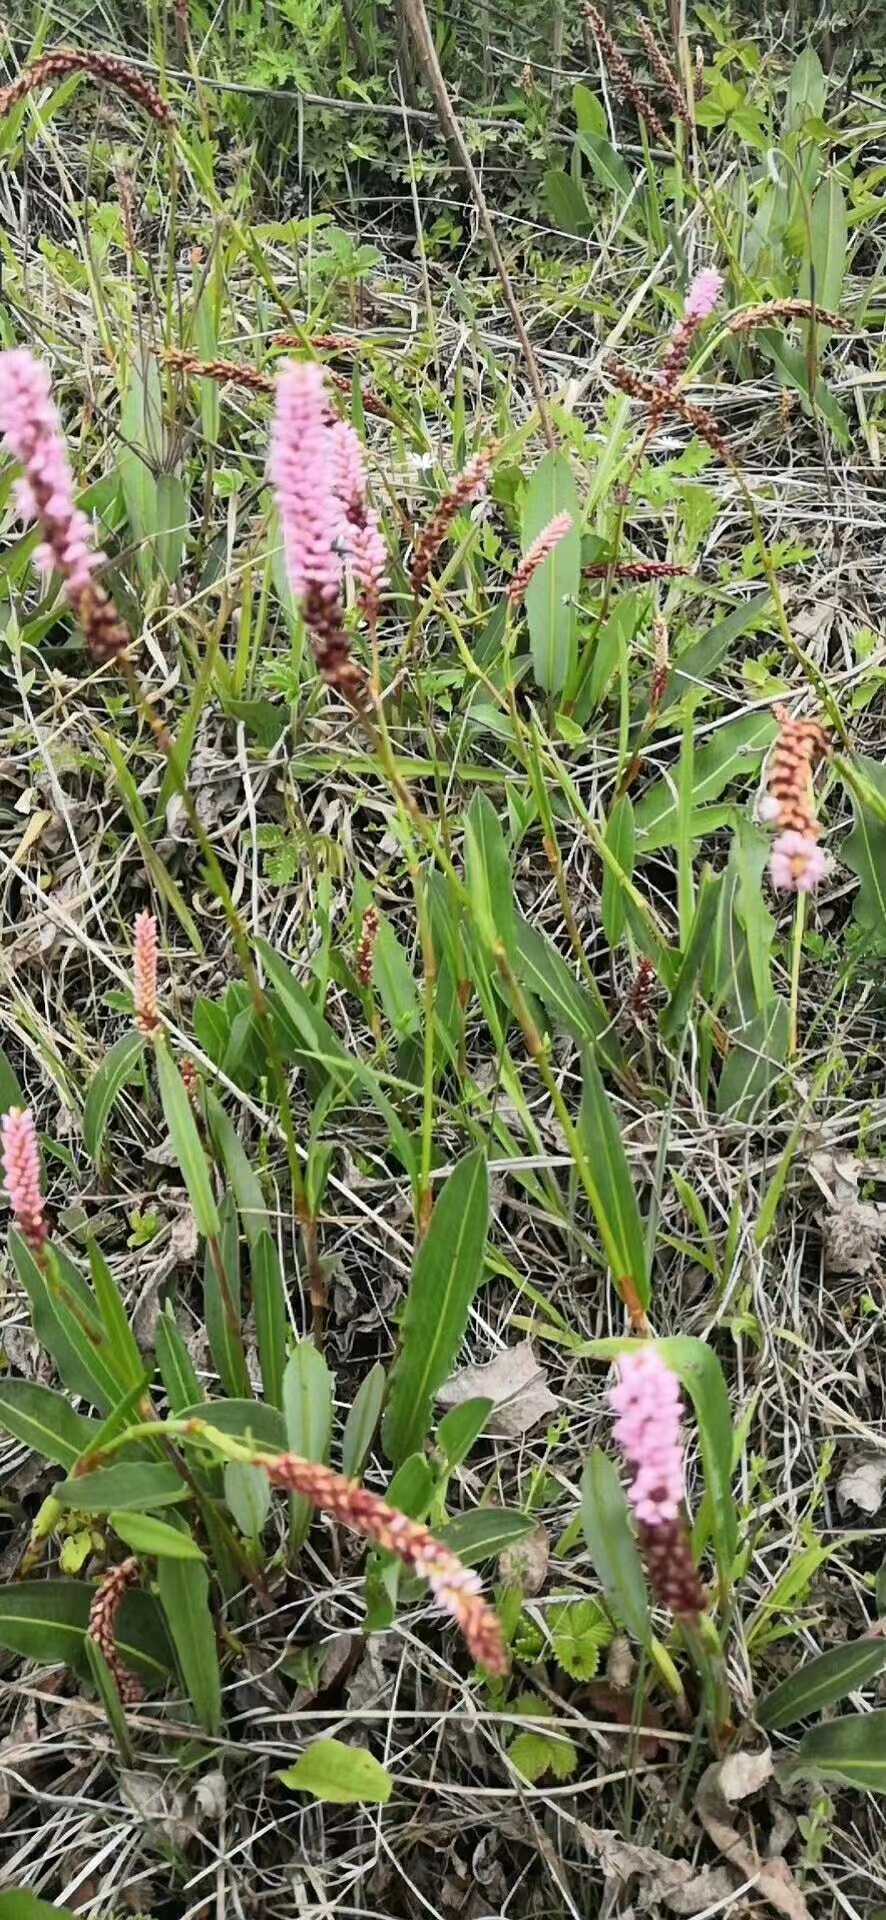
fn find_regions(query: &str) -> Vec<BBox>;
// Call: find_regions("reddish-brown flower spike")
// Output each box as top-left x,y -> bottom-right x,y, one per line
508,512 -> 573,608
1,1107 -> 49,1259
583,4 -> 668,145
0,50 -> 174,128
88,1557 -> 144,1705
262,1452 -> 508,1674
410,444 -> 498,595
355,906 -> 380,987
133,912 -> 159,1035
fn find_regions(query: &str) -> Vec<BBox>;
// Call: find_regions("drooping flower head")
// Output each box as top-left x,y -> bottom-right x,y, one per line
609,1347 -> 685,1526
133,911 -> 159,1035
0,349 -> 103,598
0,348 -> 131,663
1,1107 -> 48,1259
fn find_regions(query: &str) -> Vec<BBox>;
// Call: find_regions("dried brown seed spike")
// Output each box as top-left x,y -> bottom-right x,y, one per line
0,50 -> 174,128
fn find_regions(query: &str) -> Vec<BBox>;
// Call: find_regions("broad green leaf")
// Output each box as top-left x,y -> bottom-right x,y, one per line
154,1303 -> 201,1412
514,915 -> 625,1076
759,1638 -> 886,1731
436,1507 -> 534,1564
635,713 -> 778,851
521,452 -> 581,695
581,1450 -> 651,1649
223,1461 -> 271,1538
157,1556 -> 221,1733
659,869 -> 720,1041
573,82 -> 607,137
87,1241 -> 144,1390
733,820 -> 776,1011
464,790 -> 516,961
799,175 -> 847,344
373,915 -> 421,1039
365,1453 -> 435,1629
783,1711 -> 886,1792
85,1636 -> 134,1765
251,1232 -> 288,1409
383,1149 -> 489,1466
155,1040 -> 219,1238
716,998 -> 790,1119
278,1738 -> 392,1805
842,754 -> 886,950
437,1398 -> 493,1472
155,472 -> 187,585
110,1510 -> 205,1561
342,1362 -> 386,1480
118,354 -> 161,585
544,167 -> 591,236
0,1043 -> 25,1113
0,1894 -> 79,1920
11,1233 -> 122,1413
204,1191 -> 251,1399
283,1341 -> 334,1550
662,592 -> 772,711
577,130 -> 633,200
760,330 -> 850,444
179,1398 -> 287,1450
205,1095 -> 269,1246
257,941 -> 417,1185
602,795 -> 635,948
0,1379 -> 100,1469
786,45 -> 827,128
578,1049 -> 649,1306
59,1462 -> 189,1512
0,1581 -> 173,1681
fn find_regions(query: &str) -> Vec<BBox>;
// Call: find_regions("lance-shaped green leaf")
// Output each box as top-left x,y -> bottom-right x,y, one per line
383,1149 -> 489,1465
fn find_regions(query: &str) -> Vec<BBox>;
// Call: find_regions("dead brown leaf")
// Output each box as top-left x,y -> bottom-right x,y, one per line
695,1747 -> 811,1920
437,1340 -> 558,1437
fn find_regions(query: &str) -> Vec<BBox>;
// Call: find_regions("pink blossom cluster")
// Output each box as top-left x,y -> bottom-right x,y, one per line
0,348 -> 103,598
609,1347 -> 685,1527
1,1107 -> 48,1258
769,829 -> 829,894
684,267 -> 724,322
133,911 -> 159,1035
269,362 -> 386,623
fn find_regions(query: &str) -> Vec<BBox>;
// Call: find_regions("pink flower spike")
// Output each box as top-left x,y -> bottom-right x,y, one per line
269,361 -> 344,609
770,830 -> 828,894
609,1348 -> 685,1528
508,511 -> 574,608
684,268 -> 723,322
330,418 -> 388,618
1,1107 -> 48,1258
0,349 -> 104,601
133,911 -> 159,1035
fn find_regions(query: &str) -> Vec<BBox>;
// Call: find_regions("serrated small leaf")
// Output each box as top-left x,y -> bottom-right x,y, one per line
155,1040 -> 219,1237
278,1738 -> 393,1805
83,1030 -> 145,1164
